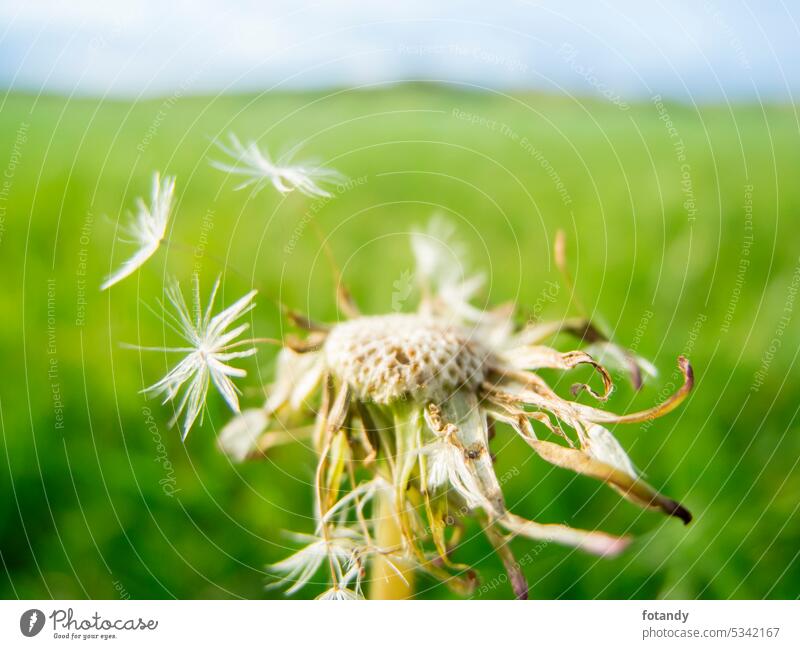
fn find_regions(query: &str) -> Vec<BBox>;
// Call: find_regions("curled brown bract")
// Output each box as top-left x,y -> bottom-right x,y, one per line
575,356 -> 693,424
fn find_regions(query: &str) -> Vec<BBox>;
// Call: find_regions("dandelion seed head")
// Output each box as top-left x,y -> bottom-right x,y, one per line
323,314 -> 490,404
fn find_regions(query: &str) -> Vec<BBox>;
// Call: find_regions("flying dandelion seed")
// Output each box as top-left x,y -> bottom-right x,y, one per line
218,221 -> 693,600
210,133 -> 346,197
134,275 -> 258,439
101,172 -> 175,290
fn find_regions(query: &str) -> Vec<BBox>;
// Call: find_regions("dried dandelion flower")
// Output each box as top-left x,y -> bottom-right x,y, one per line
218,222 -> 693,599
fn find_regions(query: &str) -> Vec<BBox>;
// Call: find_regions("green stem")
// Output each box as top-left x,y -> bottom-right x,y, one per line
369,490 -> 414,600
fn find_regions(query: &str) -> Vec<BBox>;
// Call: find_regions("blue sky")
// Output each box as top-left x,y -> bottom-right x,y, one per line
1,0 -> 798,101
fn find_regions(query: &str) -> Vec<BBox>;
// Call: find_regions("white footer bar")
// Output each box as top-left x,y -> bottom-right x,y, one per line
1,600 -> 797,648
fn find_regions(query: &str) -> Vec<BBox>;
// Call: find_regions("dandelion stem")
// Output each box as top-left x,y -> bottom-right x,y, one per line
369,490 -> 414,600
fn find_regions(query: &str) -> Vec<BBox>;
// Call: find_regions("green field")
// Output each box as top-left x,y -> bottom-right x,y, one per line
1,86 -> 799,599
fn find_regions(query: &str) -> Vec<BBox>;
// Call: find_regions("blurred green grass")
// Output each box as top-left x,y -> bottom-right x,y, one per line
1,86 -> 799,599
